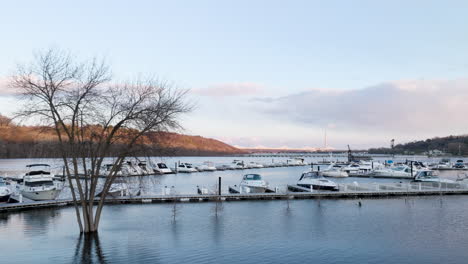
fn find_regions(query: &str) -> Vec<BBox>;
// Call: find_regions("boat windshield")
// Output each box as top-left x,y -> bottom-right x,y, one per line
0,178 -> 5,186
418,171 -> 437,178
25,181 -> 54,187
243,174 -> 262,180
392,166 -> 406,171
302,171 -> 321,179
158,163 -> 168,169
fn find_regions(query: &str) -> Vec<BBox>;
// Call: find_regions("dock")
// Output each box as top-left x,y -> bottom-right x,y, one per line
2,181 -> 468,213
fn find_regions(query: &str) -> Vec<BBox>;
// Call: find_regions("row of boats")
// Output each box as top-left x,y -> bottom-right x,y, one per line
0,158 -> 308,202
2,158 -> 464,202
177,158 -> 307,173
230,165 -> 463,194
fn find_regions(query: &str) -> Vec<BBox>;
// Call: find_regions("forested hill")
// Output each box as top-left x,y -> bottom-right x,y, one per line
0,116 -> 246,158
368,135 -> 468,155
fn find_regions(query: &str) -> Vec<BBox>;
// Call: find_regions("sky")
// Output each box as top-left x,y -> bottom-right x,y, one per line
1,0 -> 468,149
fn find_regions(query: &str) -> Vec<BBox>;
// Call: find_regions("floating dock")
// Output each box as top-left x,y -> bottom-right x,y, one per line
1,182 -> 468,213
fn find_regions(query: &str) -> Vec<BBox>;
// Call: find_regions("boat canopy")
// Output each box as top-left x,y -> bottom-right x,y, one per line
243,174 -> 262,180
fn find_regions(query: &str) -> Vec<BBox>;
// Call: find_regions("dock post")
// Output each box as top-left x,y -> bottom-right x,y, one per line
175,162 -> 178,173
410,161 -> 413,178
218,177 -> 222,195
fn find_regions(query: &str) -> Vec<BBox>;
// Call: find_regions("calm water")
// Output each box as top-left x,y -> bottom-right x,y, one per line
1,156 -> 467,263
2,197 -> 468,263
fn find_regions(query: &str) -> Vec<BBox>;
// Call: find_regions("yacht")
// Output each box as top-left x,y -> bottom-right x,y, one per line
454,160 -> 465,169
17,164 -> 62,201
152,162 -> 173,174
0,177 -> 12,202
229,160 -> 245,170
137,161 -> 152,174
413,169 -> 455,183
196,161 -> 217,172
321,164 -> 348,178
297,170 -> 339,191
239,174 -> 269,193
177,163 -> 198,173
371,165 -> 416,178
435,159 -> 451,169
247,162 -> 264,168
96,179 -> 129,197
343,161 -> 383,176
286,158 -> 306,166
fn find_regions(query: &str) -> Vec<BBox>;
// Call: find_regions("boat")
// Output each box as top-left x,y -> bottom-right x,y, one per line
370,165 -> 416,178
177,163 -> 198,173
247,162 -> 264,168
17,164 -> 62,201
96,178 -> 129,197
286,158 -> 306,166
413,169 -> 455,183
195,161 -> 217,172
229,160 -> 245,170
0,177 -> 12,203
343,161 -> 383,176
454,160 -> 466,169
137,161 -> 152,174
297,170 -> 339,191
321,164 -> 348,178
239,174 -> 269,193
152,162 -> 173,174
435,159 -> 451,169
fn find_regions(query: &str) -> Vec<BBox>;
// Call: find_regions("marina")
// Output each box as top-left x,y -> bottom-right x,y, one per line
2,180 -> 468,213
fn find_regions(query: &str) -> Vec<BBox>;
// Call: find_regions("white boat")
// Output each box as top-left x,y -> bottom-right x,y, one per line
136,161 -> 152,174
343,161 -> 383,176
371,165 -> 416,178
177,163 -> 198,173
247,162 -> 264,168
17,164 -> 62,201
0,177 -> 12,203
229,160 -> 245,170
321,164 -> 348,178
414,169 -> 455,183
286,158 -> 306,166
239,174 -> 269,193
297,170 -> 339,191
196,161 -> 217,171
97,179 -> 129,197
152,162 -> 173,174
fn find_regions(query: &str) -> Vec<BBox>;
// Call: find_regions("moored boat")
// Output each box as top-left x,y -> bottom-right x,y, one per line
17,164 -> 62,201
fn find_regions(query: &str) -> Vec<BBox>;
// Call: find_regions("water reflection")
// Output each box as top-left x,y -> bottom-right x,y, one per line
22,209 -> 61,236
73,233 -> 107,264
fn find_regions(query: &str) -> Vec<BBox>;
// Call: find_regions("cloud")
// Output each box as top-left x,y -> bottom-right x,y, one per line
192,82 -> 264,97
252,79 -> 468,135
0,77 -> 16,96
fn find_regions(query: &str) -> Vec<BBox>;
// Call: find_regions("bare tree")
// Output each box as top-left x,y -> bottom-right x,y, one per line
11,48 -> 191,233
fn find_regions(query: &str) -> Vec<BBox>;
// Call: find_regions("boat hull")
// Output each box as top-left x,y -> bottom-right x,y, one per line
0,194 -> 11,203
322,171 -> 348,178
21,189 -> 61,201
239,185 -> 267,193
297,184 -> 339,191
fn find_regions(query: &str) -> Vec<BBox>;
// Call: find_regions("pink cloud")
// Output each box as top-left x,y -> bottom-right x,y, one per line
192,82 -> 264,97
0,77 -> 17,96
